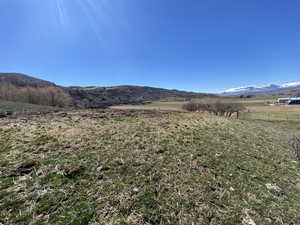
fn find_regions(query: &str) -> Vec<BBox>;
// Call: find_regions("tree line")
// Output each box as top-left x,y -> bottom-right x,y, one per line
0,83 -> 72,107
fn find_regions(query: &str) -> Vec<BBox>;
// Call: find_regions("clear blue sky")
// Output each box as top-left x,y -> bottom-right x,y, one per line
1,0 -> 300,93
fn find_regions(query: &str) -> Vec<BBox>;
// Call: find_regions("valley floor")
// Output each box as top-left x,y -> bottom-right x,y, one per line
0,109 -> 299,225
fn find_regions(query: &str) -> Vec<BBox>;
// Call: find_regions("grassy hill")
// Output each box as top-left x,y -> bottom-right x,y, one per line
0,110 -> 299,225
0,73 -> 216,108
0,73 -> 56,88
66,85 -> 216,108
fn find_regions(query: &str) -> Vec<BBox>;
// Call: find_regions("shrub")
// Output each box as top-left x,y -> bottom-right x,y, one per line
182,102 -> 201,112
182,101 -> 245,118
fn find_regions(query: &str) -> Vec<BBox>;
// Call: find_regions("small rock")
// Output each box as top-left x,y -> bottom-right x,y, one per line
132,188 -> 140,194
265,183 -> 284,196
115,159 -> 125,166
96,166 -> 110,172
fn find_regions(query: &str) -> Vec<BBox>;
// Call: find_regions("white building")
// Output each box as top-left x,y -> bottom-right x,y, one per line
277,97 -> 300,104
288,97 -> 300,105
277,98 -> 290,104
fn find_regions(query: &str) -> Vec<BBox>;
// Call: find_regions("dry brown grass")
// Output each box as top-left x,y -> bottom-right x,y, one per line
242,105 -> 300,121
0,109 -> 299,225
248,105 -> 300,113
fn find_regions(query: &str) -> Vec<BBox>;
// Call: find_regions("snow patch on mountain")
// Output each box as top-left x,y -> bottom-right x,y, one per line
281,82 -> 300,88
221,82 -> 300,96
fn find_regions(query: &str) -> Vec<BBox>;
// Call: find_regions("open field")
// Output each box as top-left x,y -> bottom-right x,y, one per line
112,97 -> 300,122
241,105 -> 300,121
111,101 -> 188,111
111,97 -> 272,111
0,109 -> 299,225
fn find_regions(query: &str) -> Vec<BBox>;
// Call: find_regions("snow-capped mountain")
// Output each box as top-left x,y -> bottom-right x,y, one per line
280,82 -> 300,89
221,82 -> 300,96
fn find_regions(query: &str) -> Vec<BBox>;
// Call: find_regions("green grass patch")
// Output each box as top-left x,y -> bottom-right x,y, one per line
0,110 -> 299,224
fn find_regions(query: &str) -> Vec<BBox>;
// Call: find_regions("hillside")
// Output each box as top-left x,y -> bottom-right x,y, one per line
0,110 -> 299,225
259,88 -> 300,98
0,73 -> 56,88
0,73 -> 215,108
66,86 -> 215,108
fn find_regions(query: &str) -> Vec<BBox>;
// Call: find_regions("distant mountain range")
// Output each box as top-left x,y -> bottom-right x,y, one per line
221,82 -> 300,96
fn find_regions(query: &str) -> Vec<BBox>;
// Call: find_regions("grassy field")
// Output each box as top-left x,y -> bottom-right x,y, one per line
111,101 -> 188,111
112,97 -> 300,122
241,105 -> 300,121
0,109 -> 299,225
111,97 -> 271,111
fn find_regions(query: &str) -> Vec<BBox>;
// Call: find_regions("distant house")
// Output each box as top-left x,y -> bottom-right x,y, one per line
277,97 -> 300,104
277,98 -> 290,104
288,97 -> 300,105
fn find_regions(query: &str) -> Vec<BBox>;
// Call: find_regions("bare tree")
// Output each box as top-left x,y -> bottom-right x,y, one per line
0,84 -> 72,107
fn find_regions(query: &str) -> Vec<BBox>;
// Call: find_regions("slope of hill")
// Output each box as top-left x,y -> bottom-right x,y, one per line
221,82 -> 300,96
0,73 -> 215,108
66,86 -> 215,108
0,73 -> 56,88
0,110 -> 299,224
